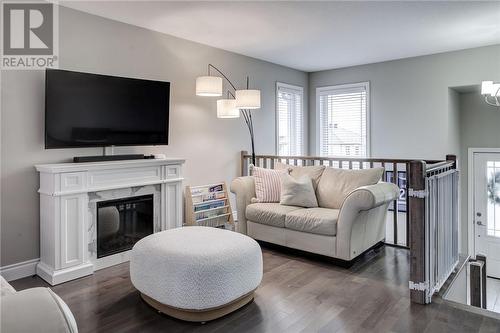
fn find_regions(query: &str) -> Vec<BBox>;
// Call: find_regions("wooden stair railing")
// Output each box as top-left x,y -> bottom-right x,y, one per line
240,150 -> 450,249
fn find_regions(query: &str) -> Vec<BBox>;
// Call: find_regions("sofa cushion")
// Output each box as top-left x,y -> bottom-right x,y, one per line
285,208 -> 339,236
275,162 -> 326,189
246,203 -> 301,228
280,174 -> 318,208
250,165 -> 289,203
316,167 -> 384,209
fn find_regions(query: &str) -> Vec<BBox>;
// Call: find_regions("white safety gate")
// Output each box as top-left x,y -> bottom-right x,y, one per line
424,169 -> 459,303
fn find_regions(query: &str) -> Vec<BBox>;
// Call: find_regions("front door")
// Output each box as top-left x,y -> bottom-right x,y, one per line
474,152 -> 500,279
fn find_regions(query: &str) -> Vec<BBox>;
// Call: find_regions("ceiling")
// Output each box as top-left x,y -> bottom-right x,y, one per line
61,1 -> 500,72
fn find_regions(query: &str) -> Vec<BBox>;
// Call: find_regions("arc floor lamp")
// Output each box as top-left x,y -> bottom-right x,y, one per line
196,64 -> 261,165
481,81 -> 500,107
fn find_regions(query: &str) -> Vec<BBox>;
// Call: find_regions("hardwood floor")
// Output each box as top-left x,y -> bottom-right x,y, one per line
10,245 -> 500,333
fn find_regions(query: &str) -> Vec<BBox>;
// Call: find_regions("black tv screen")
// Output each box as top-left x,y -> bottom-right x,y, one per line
45,69 -> 170,148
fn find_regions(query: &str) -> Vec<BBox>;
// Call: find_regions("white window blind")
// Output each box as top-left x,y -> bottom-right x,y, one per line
317,82 -> 369,157
277,83 -> 304,156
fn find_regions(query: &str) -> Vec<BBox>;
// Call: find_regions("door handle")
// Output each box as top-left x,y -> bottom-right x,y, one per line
476,221 -> 485,226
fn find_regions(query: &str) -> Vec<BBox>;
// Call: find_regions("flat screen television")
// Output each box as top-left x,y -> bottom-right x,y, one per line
45,69 -> 170,148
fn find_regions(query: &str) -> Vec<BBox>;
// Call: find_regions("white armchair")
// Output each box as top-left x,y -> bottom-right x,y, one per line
0,276 -> 78,333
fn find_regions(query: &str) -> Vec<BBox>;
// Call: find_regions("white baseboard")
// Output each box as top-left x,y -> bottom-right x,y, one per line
37,261 -> 93,285
0,258 -> 40,281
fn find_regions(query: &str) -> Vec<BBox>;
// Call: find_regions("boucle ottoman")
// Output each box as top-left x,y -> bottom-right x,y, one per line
130,226 -> 263,322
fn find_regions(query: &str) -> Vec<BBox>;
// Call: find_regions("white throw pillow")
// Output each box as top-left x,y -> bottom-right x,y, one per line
250,165 -> 289,203
280,174 -> 318,208
274,162 -> 326,189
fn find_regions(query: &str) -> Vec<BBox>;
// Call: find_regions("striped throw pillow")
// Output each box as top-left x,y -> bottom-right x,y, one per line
250,165 -> 289,203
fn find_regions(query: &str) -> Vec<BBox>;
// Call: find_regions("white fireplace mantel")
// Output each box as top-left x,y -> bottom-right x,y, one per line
35,158 -> 185,285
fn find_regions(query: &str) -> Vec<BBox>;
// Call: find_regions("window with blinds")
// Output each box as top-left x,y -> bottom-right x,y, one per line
317,82 -> 369,157
276,82 -> 304,156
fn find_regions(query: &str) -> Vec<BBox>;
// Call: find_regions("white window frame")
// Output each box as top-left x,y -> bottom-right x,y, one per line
315,81 -> 371,157
275,82 -> 305,156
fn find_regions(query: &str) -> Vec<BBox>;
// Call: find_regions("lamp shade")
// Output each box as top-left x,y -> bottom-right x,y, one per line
493,83 -> 500,97
217,99 -> 240,118
481,81 -> 493,95
235,89 -> 261,109
196,76 -> 223,96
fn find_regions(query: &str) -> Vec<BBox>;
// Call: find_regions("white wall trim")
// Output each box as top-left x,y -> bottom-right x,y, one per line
467,147 -> 500,259
0,258 -> 40,282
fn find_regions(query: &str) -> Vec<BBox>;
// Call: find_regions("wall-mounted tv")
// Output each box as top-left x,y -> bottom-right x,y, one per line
45,69 -> 170,148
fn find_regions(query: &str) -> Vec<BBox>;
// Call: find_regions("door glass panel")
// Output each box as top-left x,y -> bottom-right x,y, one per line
487,161 -> 500,237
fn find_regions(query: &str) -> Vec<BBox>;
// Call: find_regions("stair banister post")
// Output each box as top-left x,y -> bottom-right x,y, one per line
409,159 -> 427,304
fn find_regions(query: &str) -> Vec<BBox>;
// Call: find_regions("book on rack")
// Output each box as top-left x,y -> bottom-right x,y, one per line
208,184 -> 223,192
194,200 -> 225,212
191,186 -> 226,203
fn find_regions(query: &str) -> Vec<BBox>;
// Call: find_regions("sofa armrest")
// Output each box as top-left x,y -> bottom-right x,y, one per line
336,182 -> 399,260
1,287 -> 78,333
342,182 -> 399,211
230,176 -> 256,234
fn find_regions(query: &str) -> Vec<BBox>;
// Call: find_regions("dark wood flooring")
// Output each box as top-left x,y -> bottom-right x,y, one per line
10,245 -> 500,333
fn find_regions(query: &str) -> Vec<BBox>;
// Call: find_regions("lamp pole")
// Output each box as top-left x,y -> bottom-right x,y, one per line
207,64 -> 257,165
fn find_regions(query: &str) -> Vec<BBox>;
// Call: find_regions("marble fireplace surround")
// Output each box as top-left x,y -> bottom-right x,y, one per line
35,158 -> 184,285
88,185 -> 161,270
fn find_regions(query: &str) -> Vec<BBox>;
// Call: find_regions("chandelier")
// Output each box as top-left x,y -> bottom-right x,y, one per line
481,81 -> 500,107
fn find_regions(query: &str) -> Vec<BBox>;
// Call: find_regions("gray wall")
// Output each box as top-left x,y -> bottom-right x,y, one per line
308,45 -> 500,160
309,46 -> 500,253
458,91 -> 500,252
0,7 -> 307,266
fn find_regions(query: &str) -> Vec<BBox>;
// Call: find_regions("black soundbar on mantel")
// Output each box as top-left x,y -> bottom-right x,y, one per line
73,154 -> 147,163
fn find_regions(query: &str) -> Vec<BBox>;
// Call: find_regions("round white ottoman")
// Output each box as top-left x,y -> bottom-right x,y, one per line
130,226 -> 263,322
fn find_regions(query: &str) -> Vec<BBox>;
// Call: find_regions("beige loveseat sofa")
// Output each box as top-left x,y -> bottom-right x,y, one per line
231,165 -> 399,262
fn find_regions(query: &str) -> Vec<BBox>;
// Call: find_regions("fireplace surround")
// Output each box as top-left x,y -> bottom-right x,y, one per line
35,158 -> 184,285
96,194 -> 154,258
